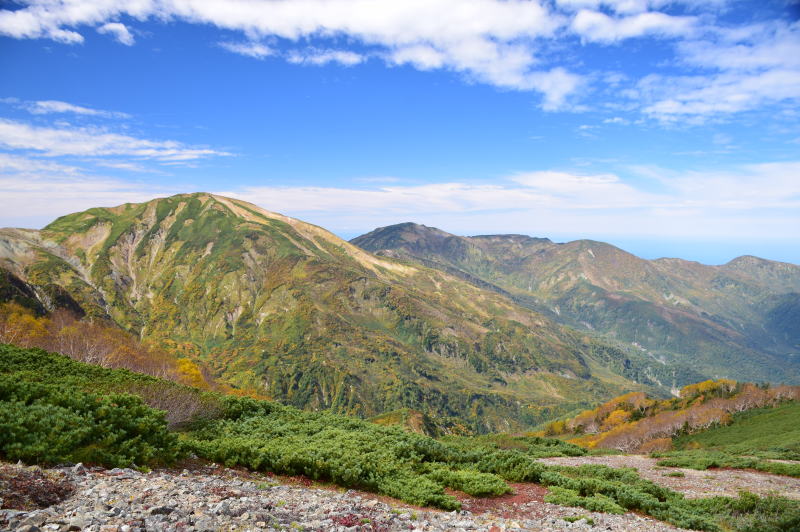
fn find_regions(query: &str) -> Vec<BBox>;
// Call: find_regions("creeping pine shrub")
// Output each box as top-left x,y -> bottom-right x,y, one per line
545,486 -> 625,514
4,345 -> 796,531
423,465 -> 511,497
654,450 -> 800,478
688,492 -> 800,532
0,376 -> 180,467
185,401 -> 800,531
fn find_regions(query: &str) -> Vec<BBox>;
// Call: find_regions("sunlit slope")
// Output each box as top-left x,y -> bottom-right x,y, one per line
352,223 -> 800,385
0,193 -> 656,430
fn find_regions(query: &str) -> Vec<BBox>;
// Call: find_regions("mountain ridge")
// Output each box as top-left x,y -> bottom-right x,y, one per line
351,222 -> 800,386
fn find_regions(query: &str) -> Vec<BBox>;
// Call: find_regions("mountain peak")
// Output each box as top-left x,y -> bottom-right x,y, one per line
350,222 -> 460,251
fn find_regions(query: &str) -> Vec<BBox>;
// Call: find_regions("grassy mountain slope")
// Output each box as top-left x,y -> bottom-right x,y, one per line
0,193 -> 658,431
351,223 -> 800,385
673,401 -> 800,460
654,400 -> 800,476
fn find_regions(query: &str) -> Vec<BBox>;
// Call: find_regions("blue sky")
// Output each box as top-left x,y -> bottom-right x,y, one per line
0,0 -> 798,264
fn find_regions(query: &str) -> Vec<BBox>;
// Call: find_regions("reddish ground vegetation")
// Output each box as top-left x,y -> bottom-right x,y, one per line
0,464 -> 73,510
450,482 -> 549,519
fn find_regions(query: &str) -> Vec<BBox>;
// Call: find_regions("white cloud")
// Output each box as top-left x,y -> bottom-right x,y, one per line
0,176 -> 177,226
0,153 -> 80,175
389,45 -> 446,70
0,153 -> 797,241
93,160 -> 154,172
219,41 -> 274,59
287,49 -> 364,66
0,0 -> 579,110
557,0 -> 727,15
0,153 -> 179,226
527,68 -> 584,111
635,22 -> 800,121
681,29 -> 800,72
23,99 -> 131,119
510,170 -> 655,207
0,119 -> 231,162
0,0 -> 792,118
97,22 -> 134,45
639,69 -> 800,120
656,162 -> 800,209
213,162 -> 800,240
571,9 -> 696,43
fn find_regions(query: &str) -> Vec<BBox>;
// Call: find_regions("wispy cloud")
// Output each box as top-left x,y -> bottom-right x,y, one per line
0,153 -> 80,175
0,119 -> 231,162
636,22 -> 800,121
287,49 -> 364,66
216,163 -> 800,239
218,41 -> 274,60
0,154 -> 180,226
20,99 -> 131,119
639,69 -> 800,120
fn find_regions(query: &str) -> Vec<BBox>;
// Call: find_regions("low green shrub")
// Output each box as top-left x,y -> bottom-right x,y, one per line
654,450 -> 800,478
563,515 -> 595,525
424,465 -> 511,497
545,486 -> 625,514
0,376 -> 179,467
3,344 -> 798,532
688,491 -> 800,532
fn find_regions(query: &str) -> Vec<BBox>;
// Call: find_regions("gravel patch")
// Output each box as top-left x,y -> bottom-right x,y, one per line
0,462 -> 685,531
539,455 -> 800,500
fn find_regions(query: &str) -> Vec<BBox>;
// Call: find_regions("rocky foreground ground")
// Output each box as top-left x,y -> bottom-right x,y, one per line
0,461 -> 685,532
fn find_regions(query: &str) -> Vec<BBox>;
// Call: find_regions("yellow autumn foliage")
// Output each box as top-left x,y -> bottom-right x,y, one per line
601,408 -> 631,431
176,357 -> 210,389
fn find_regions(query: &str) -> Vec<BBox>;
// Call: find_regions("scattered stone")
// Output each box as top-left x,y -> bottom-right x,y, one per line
0,460 -> 687,531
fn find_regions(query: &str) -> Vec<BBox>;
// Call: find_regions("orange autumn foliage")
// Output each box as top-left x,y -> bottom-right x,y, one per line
0,302 -> 215,389
546,378 -> 800,453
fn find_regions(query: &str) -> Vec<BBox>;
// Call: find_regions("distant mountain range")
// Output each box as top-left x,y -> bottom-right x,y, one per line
0,194 -> 796,431
352,222 -> 800,387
